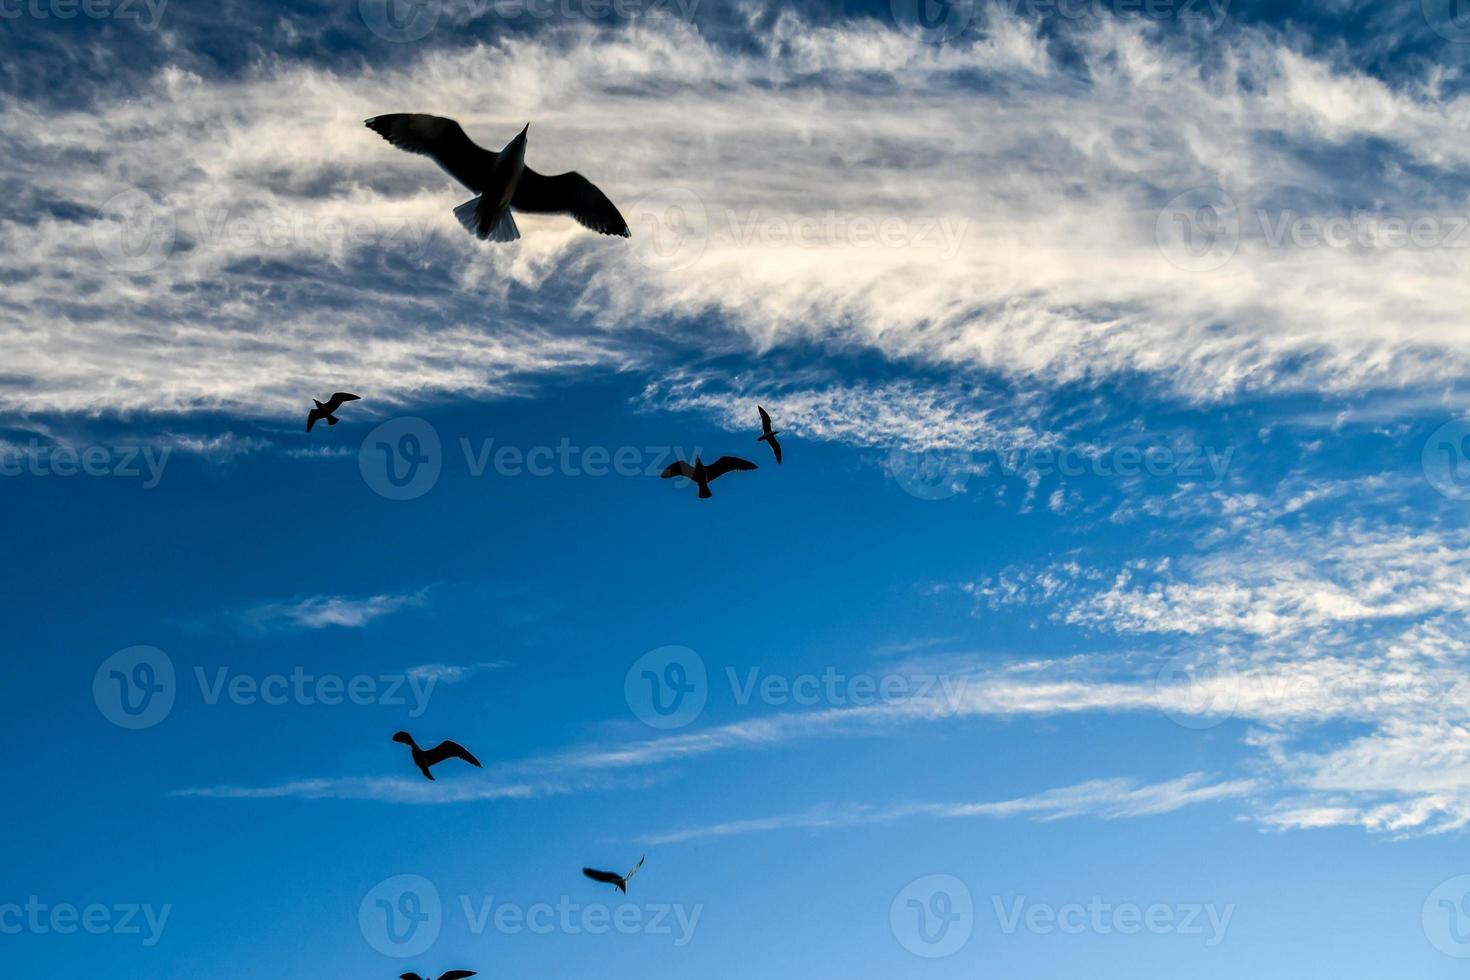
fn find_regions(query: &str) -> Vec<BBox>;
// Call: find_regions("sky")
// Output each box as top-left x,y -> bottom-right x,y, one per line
7,0 -> 1470,976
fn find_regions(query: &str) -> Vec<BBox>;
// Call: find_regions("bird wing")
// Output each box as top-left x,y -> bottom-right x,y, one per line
401,974 -> 426,980
623,854 -> 646,881
512,168 -> 630,237
583,867 -> 621,884
438,973 -> 477,980
425,739 -> 482,768
306,408 -> 325,432
758,405 -> 772,433
365,114 -> 497,191
323,392 -> 360,412
705,456 -> 759,480
661,460 -> 696,480
769,436 -> 783,465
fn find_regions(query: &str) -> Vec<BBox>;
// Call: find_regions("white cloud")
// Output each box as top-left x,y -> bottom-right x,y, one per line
238,588 -> 429,630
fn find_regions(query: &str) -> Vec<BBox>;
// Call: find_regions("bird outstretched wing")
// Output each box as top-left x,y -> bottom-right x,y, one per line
758,405 -> 772,433
624,854 -> 646,882
439,972 -> 478,980
706,456 -> 758,480
661,460 -> 696,480
323,392 -> 360,412
366,114 -> 497,191
424,739 -> 482,768
583,867 -> 622,885
513,168 -> 630,237
768,436 -> 783,465
400,974 -> 426,980
306,408 -> 326,432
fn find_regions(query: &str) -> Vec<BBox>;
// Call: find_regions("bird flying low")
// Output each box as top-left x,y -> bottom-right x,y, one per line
401,973 -> 476,980
661,455 -> 758,499
757,405 -> 783,464
582,855 -> 646,894
392,731 -> 483,781
306,392 -> 360,432
365,114 -> 631,242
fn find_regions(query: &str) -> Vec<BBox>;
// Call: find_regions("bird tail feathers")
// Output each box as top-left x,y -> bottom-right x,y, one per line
327,415 -> 339,426
698,484 -> 712,499
454,196 -> 521,243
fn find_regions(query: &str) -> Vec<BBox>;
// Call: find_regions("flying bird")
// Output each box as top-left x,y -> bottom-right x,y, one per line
661,455 -> 758,499
582,855 -> 645,894
365,114 -> 630,242
401,973 -> 476,980
306,392 -> 360,432
757,406 -> 783,464
392,731 -> 482,781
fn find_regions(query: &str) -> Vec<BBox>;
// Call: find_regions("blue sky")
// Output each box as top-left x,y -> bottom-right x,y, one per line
8,0 -> 1470,977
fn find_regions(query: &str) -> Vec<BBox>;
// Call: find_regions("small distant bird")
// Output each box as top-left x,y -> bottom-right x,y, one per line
365,114 -> 630,242
757,406 -> 783,464
392,731 -> 482,781
305,392 -> 360,432
661,455 -> 758,499
582,855 -> 645,894
401,973 -> 476,980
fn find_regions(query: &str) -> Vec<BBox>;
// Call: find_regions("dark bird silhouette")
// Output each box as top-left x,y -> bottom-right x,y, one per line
757,405 -> 783,464
582,855 -> 645,894
401,973 -> 476,980
392,731 -> 482,781
306,392 -> 360,432
365,114 -> 630,242
661,455 -> 758,499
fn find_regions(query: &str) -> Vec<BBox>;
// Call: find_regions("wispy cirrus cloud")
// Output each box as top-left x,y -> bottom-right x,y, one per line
236,588 -> 430,631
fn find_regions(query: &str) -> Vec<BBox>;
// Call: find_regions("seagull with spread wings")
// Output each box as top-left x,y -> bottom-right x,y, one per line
661,455 -> 758,499
401,973 -> 476,980
365,114 -> 630,242
582,855 -> 645,894
305,392 -> 359,432
757,405 -> 783,464
392,731 -> 483,781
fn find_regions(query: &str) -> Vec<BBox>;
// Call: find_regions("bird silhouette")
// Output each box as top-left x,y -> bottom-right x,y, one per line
582,855 -> 645,894
757,406 -> 783,464
365,114 -> 630,242
661,455 -> 758,499
392,731 -> 482,781
401,973 -> 476,980
306,392 -> 359,432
